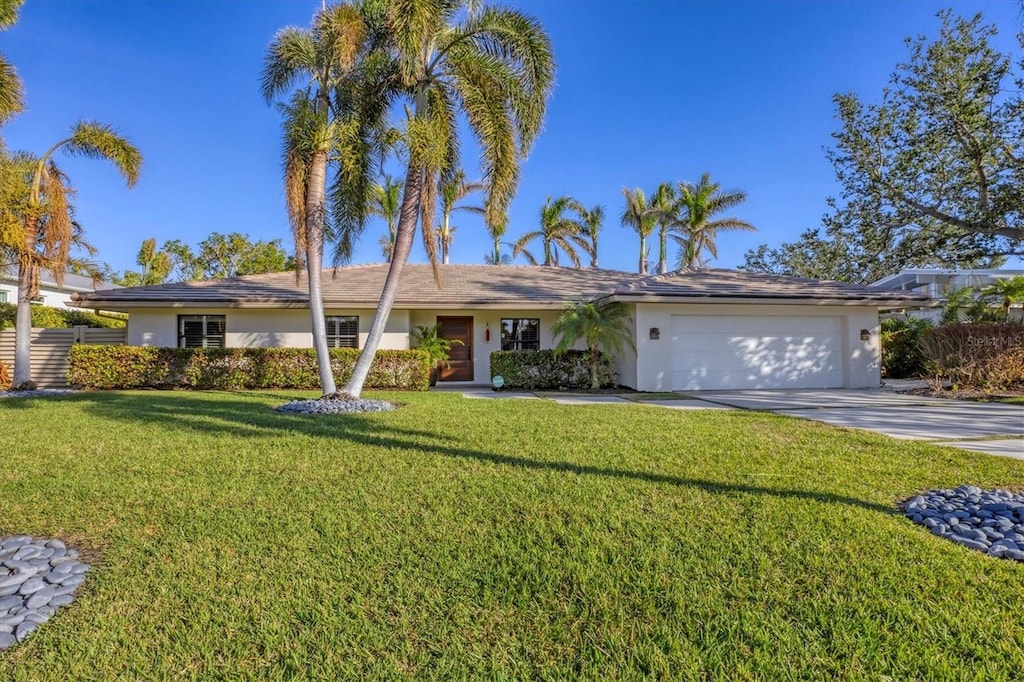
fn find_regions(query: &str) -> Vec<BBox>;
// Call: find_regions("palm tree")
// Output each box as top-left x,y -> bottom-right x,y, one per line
262,2 -> 385,396
114,237 -> 172,287
650,182 -> 676,274
981,276 -> 1024,321
371,175 -> 402,260
673,173 -> 755,269
620,188 -> 656,275
0,0 -> 24,126
342,0 -> 554,398
437,169 -> 484,264
8,121 -> 141,387
512,196 -> 588,266
939,285 -> 975,324
552,297 -> 635,389
577,203 -> 604,268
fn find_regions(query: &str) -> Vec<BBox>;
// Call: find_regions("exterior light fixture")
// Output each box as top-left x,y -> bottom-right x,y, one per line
649,327 -> 660,340
860,329 -> 871,341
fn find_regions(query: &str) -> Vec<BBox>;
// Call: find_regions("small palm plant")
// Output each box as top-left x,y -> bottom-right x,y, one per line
981,276 -> 1024,322
410,323 -> 463,386
551,298 -> 635,390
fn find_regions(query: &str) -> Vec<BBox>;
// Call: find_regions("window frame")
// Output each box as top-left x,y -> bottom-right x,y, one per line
178,314 -> 226,349
325,315 -> 359,349
500,317 -> 541,351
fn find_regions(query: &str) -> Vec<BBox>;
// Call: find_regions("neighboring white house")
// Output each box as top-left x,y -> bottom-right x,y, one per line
0,267 -> 102,309
70,264 -> 930,391
871,268 -> 1024,321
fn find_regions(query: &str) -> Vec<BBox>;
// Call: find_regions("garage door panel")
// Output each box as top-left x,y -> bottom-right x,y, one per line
670,315 -> 843,390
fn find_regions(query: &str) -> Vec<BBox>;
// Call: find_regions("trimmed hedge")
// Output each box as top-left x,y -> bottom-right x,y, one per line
880,317 -> 931,378
920,323 -> 1024,390
0,303 -> 125,329
490,349 -> 614,390
67,346 -> 431,391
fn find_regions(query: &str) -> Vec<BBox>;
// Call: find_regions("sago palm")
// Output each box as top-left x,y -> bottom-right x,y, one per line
262,2 -> 387,396
620,187 -> 656,275
513,195 -> 588,266
437,169 -> 484,264
343,0 -> 554,397
9,121 -> 141,386
372,175 -> 402,260
552,297 -> 635,390
577,203 -> 604,268
673,173 -> 755,269
0,0 -> 24,126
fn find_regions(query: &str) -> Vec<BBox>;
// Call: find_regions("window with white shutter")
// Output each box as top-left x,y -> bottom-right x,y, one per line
178,315 -> 226,348
325,315 -> 359,348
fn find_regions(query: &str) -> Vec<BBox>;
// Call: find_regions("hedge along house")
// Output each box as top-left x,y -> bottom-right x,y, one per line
69,264 -> 930,391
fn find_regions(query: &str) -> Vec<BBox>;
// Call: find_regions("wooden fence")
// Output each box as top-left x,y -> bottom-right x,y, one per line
0,326 -> 127,387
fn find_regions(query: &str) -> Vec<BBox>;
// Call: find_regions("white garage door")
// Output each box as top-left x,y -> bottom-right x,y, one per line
670,315 -> 843,390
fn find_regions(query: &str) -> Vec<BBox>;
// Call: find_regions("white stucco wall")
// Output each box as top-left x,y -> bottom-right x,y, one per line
0,282 -> 78,309
126,308 -> 409,350
631,303 -> 880,392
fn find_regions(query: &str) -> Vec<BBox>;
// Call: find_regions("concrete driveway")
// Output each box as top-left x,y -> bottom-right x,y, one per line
687,389 -> 1024,460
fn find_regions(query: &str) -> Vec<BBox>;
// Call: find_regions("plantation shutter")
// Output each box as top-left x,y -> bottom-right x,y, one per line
325,316 -> 359,348
179,315 -> 226,348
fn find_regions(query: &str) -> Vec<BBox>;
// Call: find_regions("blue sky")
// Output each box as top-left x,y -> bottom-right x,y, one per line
3,0 -> 1021,276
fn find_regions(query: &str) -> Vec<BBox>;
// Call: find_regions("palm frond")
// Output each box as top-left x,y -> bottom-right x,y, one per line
0,55 -> 23,125
64,121 -> 142,187
261,27 -> 318,103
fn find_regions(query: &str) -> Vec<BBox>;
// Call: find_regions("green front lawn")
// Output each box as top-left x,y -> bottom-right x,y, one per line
1,391 -> 1022,679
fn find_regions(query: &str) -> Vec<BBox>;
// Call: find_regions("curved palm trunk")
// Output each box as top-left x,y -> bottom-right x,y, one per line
344,157 -> 426,398
305,149 -> 337,396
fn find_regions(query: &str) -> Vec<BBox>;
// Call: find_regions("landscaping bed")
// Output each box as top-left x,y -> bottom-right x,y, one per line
0,391 -> 1021,678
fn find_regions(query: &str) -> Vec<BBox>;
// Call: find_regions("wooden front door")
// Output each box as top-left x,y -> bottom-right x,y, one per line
437,316 -> 473,381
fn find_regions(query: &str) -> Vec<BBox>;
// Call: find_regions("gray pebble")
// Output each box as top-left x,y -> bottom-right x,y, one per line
17,577 -> 45,596
26,586 -> 55,610
905,488 -> 1024,563
14,620 -> 37,642
0,594 -> 22,611
0,572 -> 30,590
0,632 -> 15,649
48,594 -> 75,607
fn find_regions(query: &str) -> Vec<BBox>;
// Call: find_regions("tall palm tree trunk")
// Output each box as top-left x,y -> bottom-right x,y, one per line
442,214 -> 450,265
638,236 -> 647,275
657,232 -> 668,274
344,155 -> 426,398
305,149 -> 337,396
13,213 -> 39,387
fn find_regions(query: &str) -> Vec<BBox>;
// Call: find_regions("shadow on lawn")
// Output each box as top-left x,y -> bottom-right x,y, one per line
73,391 -> 896,516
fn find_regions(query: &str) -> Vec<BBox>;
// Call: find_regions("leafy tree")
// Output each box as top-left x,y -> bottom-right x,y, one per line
672,173 -> 754,269
371,175 -> 402,260
512,196 -> 587,266
436,169 -> 483,264
551,297 -> 635,389
113,237 -> 172,287
156,233 -> 292,281
743,10 -> 1022,283
0,0 -> 24,126
577,203 -> 605,268
342,0 -> 554,399
5,121 -> 141,386
262,2 -> 387,396
620,187 -> 655,275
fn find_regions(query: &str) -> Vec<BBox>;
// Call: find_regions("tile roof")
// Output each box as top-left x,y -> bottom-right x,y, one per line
70,263 -> 930,309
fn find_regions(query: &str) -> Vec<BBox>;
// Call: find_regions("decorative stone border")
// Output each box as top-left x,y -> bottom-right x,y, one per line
275,398 -> 395,414
903,486 -> 1024,561
0,389 -> 78,399
0,537 -> 89,650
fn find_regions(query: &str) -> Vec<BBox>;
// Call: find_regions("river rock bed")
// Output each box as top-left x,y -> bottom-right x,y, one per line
903,486 -> 1024,562
0,536 -> 89,650
275,397 -> 395,414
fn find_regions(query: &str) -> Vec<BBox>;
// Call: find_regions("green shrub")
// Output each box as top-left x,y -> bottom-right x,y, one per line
919,323 -> 1024,390
67,346 -> 431,391
0,303 -> 125,329
880,317 -> 931,378
489,349 -> 614,390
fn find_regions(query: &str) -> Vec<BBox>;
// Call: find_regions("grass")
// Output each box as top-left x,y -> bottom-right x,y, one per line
1,390 -> 1022,679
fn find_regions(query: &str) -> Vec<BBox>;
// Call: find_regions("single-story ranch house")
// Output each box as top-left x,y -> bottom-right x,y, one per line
70,264 -> 930,391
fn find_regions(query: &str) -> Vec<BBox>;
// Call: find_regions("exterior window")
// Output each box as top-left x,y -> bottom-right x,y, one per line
0,290 -> 6,303
326,315 -> 359,348
501,318 -> 540,351
178,314 -> 226,348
